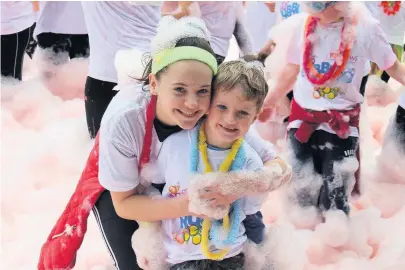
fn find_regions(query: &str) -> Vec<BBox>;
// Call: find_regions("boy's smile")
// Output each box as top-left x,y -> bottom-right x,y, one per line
204,85 -> 259,149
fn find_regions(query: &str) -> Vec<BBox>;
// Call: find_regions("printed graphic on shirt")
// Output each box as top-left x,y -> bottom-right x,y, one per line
302,54 -> 358,100
313,86 -> 342,100
280,1 -> 301,19
173,216 -> 203,245
167,184 -> 187,198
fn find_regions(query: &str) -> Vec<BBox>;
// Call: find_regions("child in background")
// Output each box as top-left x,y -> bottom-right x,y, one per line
260,1 -> 405,220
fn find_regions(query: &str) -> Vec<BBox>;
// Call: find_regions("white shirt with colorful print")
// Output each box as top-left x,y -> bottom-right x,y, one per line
153,126 -> 265,265
286,13 -> 397,136
276,1 -> 301,22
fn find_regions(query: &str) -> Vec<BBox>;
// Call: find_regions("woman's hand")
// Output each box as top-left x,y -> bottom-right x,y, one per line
199,187 -> 239,207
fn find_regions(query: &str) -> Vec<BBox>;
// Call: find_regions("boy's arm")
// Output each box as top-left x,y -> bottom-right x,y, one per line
386,60 -> 405,86
262,63 -> 300,109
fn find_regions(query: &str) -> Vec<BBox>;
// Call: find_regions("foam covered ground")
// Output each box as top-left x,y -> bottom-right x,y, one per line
1,40 -> 405,270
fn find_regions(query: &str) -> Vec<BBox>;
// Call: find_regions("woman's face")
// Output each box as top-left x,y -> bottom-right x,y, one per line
150,60 -> 213,129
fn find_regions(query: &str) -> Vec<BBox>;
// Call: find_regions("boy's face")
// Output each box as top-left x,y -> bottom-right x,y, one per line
205,85 -> 259,146
306,3 -> 344,24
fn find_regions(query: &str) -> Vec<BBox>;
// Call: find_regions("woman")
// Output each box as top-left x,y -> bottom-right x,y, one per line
38,16 -> 288,270
81,1 -> 162,139
162,1 -> 253,64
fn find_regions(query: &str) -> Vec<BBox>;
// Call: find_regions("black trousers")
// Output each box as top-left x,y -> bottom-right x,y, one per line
36,32 -> 89,65
1,23 -> 35,80
394,105 -> 405,151
170,253 -> 245,270
84,76 -> 118,139
215,54 -> 225,65
287,129 -> 359,214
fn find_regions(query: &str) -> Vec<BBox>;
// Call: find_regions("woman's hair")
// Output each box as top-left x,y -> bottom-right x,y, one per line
214,60 -> 269,111
139,37 -> 215,89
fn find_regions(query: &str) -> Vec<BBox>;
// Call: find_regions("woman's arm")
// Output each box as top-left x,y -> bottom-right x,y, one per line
233,2 -> 253,56
111,189 -> 190,222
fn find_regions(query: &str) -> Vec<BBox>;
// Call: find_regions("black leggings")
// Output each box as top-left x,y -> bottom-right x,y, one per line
93,191 -> 141,270
1,23 -> 35,80
84,76 -> 118,139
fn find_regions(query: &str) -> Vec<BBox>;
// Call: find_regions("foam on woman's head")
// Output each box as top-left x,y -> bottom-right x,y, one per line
150,16 -> 218,75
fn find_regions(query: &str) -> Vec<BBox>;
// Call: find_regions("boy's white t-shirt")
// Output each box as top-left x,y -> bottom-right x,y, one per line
98,84 -> 278,192
1,1 -> 35,35
33,2 -> 87,38
154,127 -> 264,264
199,2 -> 237,57
364,1 -> 405,46
286,14 -> 397,136
81,2 -> 161,83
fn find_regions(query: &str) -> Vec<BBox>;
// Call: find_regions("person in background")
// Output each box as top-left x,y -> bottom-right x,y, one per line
34,1 -> 89,68
162,1 -> 253,64
81,1 -> 161,139
1,1 -> 36,81
244,1 -> 277,54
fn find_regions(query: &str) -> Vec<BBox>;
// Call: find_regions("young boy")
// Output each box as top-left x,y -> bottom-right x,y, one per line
153,60 -> 285,269
261,1 -> 405,218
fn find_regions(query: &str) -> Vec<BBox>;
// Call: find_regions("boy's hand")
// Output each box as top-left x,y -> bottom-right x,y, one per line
257,107 -> 274,122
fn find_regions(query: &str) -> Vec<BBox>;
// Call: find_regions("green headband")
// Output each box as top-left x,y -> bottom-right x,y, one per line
152,46 -> 218,75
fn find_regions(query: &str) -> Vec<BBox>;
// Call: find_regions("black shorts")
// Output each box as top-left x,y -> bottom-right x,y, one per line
36,32 -> 89,62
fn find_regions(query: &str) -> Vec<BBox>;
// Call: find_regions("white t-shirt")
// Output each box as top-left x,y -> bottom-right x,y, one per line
199,2 -> 237,57
365,1 -> 405,45
153,127 -> 263,264
99,84 -> 278,192
286,14 -> 397,136
275,1 -> 301,23
33,1 -> 87,38
245,2 -> 277,53
1,1 -> 35,35
81,2 -> 161,83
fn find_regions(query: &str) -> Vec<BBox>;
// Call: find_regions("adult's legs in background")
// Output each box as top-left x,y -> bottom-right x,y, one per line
1,24 -> 33,80
84,76 -> 117,138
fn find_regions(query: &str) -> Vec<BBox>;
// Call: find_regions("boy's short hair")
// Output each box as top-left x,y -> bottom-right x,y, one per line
214,60 -> 269,111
